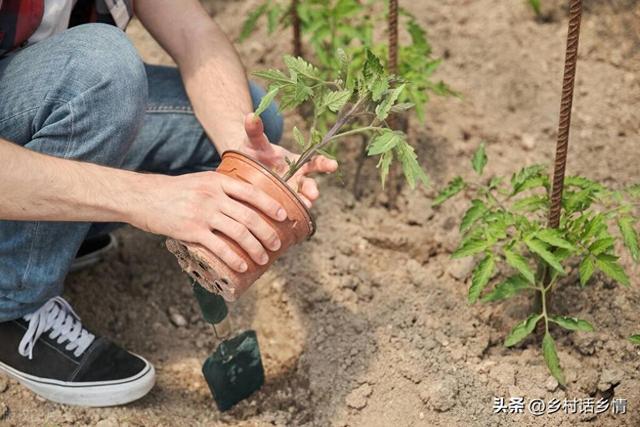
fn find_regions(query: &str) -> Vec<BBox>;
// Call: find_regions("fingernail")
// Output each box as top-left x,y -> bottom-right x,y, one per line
276,208 -> 287,221
239,261 -> 248,272
272,239 -> 281,251
259,254 -> 269,265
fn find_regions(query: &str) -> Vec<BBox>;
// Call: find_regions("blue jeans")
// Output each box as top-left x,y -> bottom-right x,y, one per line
0,24 -> 283,321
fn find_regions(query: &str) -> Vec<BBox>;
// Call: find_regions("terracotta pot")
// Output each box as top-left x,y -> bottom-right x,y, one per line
166,151 -> 314,301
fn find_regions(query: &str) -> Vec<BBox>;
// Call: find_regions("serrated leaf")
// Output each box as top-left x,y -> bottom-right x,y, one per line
433,177 -> 465,206
579,256 -> 595,286
363,49 -> 384,81
468,255 -> 495,304
504,248 -> 535,284
452,238 -> 488,259
525,238 -> 566,275
254,87 -> 279,116
371,78 -> 389,102
471,143 -> 488,175
629,335 -> 640,345
535,229 -> 576,251
482,275 -> 531,302
505,314 -> 542,347
460,200 -> 487,233
542,333 -> 566,385
375,84 -> 406,121
322,90 -> 352,112
377,150 -> 393,189
390,102 -> 415,114
618,216 -> 640,262
283,55 -> 319,81
394,139 -> 429,189
512,195 -> 548,212
292,126 -> 305,148
511,164 -> 547,195
550,316 -> 594,332
239,3 -> 268,41
588,237 -> 615,255
529,0 -> 542,15
368,130 -> 401,156
253,69 -> 293,87
595,254 -> 630,286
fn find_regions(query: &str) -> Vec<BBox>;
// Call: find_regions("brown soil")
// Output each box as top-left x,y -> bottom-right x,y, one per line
2,0 -> 640,426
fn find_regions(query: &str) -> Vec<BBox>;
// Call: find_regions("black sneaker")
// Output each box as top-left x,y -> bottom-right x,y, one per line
0,296 -> 154,407
70,233 -> 118,273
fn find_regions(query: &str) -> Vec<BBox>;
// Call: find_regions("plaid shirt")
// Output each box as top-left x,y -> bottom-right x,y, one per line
0,0 -> 133,56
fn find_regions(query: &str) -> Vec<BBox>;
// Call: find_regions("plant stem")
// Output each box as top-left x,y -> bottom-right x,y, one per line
283,98 -> 366,181
540,282 -> 549,334
327,126 -> 384,142
352,134 -> 368,200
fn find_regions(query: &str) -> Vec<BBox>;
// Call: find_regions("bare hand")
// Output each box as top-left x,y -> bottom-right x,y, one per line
133,172 -> 287,272
241,113 -> 338,207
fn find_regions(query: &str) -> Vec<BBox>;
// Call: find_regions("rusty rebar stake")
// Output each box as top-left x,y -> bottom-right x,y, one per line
388,0 -> 399,76
292,0 -> 302,57
547,0 -> 583,228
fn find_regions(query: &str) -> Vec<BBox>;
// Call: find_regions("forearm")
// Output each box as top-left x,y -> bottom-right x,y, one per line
135,0 -> 253,153
0,138 -> 151,223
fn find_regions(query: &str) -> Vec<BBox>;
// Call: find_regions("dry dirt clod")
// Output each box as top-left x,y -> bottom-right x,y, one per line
420,377 -> 458,412
95,418 -> 120,427
597,368 -> 623,392
545,376 -> 559,392
0,402 -> 8,420
521,133 -> 536,150
446,258 -> 475,281
167,307 -> 188,328
0,376 -> 8,393
345,383 -> 373,409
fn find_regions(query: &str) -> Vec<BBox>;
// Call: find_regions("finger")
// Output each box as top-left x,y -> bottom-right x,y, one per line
244,113 -> 271,149
221,199 -> 282,253
221,176 -> 287,222
211,214 -> 272,265
298,155 -> 338,176
299,177 -> 319,202
197,232 -> 248,273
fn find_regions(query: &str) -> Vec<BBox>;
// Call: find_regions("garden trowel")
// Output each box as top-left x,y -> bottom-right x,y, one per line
193,283 -> 265,411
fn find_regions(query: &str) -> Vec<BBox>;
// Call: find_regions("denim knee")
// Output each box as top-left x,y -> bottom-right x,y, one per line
32,24 -> 148,165
249,81 -> 284,144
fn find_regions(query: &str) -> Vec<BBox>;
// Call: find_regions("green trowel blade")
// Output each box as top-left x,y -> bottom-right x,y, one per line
202,330 -> 265,411
193,282 -> 228,324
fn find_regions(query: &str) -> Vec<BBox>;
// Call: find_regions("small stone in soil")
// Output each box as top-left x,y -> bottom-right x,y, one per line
447,258 -> 475,281
167,307 -> 188,327
597,368 -> 623,391
345,383 -> 372,409
545,376 -> 559,392
0,376 -> 7,393
420,378 -> 458,412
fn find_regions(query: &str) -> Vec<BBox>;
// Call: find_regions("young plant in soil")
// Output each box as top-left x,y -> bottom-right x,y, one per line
253,50 -> 429,188
434,143 -> 640,384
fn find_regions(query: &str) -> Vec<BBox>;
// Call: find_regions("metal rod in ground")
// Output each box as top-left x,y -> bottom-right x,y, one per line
291,0 -> 302,57
547,0 -> 583,229
386,0 -> 400,207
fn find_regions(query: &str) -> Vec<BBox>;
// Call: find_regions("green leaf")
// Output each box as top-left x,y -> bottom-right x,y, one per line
283,55 -> 319,81
578,256 -> 595,286
535,229 -> 576,251
504,248 -> 535,284
482,275 -> 531,302
529,0 -> 542,15
254,87 -> 279,116
588,237 -> 615,255
394,140 -> 429,189
452,238 -> 488,259
628,335 -> 640,345
471,143 -> 488,175
377,150 -> 393,189
368,130 -> 401,156
595,254 -> 630,286
433,177 -> 465,206
292,126 -> 305,148
363,49 -> 384,81
468,255 -> 495,304
525,238 -> 566,275
511,164 -> 547,195
460,200 -> 487,233
512,195 -> 548,212
239,3 -> 268,41
618,216 -> 640,262
505,314 -> 542,347
550,316 -> 594,332
253,69 -> 293,87
542,333 -> 566,385
375,84 -> 406,121
322,90 -> 352,113
371,78 -> 389,102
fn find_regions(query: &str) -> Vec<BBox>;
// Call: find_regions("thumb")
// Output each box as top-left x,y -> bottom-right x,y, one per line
244,113 -> 270,149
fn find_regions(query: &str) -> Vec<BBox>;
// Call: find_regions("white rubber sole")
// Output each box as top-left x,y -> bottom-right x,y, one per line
0,356 -> 155,407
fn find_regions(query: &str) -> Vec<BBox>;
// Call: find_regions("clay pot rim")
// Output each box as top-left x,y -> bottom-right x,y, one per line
221,150 -> 316,237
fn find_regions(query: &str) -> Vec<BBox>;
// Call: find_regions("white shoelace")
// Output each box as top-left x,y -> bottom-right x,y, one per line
18,296 -> 96,360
